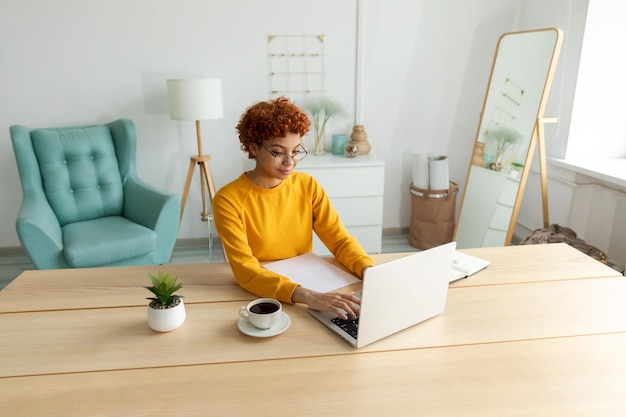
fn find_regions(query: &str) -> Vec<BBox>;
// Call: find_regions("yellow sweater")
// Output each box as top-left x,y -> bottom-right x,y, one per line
213,171 -> 374,303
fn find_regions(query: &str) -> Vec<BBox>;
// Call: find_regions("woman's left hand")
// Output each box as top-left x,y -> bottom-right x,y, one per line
292,286 -> 360,320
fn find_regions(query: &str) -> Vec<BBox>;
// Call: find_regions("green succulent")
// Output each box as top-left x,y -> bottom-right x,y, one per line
145,271 -> 184,308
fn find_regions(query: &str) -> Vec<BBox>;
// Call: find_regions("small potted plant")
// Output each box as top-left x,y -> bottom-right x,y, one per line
145,271 -> 186,332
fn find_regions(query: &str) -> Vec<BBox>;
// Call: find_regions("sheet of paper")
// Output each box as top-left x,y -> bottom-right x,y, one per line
263,252 -> 360,293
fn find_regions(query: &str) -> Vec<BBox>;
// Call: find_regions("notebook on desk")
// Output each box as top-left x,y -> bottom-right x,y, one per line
308,242 -> 456,348
449,250 -> 491,283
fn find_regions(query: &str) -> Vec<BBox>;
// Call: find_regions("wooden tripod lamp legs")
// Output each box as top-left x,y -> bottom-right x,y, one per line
180,155 -> 215,224
179,154 -> 227,261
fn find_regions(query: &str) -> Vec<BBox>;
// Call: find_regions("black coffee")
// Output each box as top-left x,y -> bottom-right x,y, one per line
249,302 -> 279,314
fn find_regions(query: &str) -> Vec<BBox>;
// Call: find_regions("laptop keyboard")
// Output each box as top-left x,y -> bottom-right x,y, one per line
331,316 -> 360,339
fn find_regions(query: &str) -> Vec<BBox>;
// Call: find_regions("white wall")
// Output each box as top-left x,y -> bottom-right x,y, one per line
0,0 -> 358,244
361,0 -> 589,239
363,0 -> 521,227
2,0 -> 611,261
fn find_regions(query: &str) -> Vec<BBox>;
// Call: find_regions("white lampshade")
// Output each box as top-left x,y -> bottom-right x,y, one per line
167,78 -> 223,121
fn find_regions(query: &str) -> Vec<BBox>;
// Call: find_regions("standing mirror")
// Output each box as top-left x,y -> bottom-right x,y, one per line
454,28 -> 563,248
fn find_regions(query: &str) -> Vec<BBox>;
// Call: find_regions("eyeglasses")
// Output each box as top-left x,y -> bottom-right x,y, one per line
260,143 -> 308,164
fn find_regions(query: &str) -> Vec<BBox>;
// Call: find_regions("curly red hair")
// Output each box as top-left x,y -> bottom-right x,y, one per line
236,96 -> 311,159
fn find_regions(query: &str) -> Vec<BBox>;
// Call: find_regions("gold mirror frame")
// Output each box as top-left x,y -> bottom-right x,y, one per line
454,28 -> 563,248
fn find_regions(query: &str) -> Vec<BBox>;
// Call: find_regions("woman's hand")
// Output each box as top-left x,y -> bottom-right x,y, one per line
292,286 -> 360,320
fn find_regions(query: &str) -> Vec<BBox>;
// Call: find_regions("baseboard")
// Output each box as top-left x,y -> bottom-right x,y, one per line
0,246 -> 27,256
174,237 -> 224,249
173,229 -> 410,247
0,239 -> 219,255
173,237 -> 212,248
382,227 -> 409,236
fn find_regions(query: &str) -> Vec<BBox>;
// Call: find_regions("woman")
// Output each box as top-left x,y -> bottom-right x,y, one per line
213,97 -> 373,319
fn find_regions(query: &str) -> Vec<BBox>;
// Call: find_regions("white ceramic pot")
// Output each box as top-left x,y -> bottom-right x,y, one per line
147,299 -> 186,332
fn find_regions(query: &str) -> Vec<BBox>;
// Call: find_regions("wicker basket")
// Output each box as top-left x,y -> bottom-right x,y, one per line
408,182 -> 458,250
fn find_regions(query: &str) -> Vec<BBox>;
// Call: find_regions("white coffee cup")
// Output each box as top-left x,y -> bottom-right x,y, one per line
238,298 -> 282,330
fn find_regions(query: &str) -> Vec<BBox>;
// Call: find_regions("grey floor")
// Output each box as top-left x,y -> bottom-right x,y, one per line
0,232 -> 417,290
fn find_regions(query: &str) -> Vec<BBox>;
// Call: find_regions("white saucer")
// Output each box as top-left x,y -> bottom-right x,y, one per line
237,311 -> 291,338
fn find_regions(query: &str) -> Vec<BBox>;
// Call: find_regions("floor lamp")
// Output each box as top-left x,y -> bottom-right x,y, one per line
167,78 -> 224,259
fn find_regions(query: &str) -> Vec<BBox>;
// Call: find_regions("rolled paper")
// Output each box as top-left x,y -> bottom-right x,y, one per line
429,155 -> 450,190
412,153 -> 430,190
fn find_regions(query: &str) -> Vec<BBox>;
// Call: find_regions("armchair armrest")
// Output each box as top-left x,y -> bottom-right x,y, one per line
123,176 -> 180,229
124,176 -> 181,262
16,192 -> 66,269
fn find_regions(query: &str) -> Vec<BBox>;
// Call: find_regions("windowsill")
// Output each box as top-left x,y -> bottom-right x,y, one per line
549,157 -> 626,188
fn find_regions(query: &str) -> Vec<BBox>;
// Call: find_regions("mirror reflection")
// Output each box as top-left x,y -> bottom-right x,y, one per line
454,28 -> 563,249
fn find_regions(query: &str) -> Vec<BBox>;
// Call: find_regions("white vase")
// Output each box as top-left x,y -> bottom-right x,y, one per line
147,299 -> 186,332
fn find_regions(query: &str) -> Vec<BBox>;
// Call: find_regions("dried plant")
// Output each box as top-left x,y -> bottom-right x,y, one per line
301,96 -> 346,155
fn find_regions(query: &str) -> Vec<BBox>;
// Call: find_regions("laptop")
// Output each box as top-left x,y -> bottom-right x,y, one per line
308,241 -> 456,348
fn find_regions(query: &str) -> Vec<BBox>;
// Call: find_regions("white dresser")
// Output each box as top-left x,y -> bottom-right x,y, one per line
297,154 -> 385,256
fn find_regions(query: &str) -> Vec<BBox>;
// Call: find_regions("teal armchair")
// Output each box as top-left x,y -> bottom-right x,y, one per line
10,119 -> 180,269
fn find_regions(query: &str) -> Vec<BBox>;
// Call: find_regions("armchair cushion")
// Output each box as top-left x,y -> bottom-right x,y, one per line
30,125 -> 124,225
62,216 -> 156,268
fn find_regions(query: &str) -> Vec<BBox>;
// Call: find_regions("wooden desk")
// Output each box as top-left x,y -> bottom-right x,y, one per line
0,243 -> 617,313
1,243 -> 624,416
